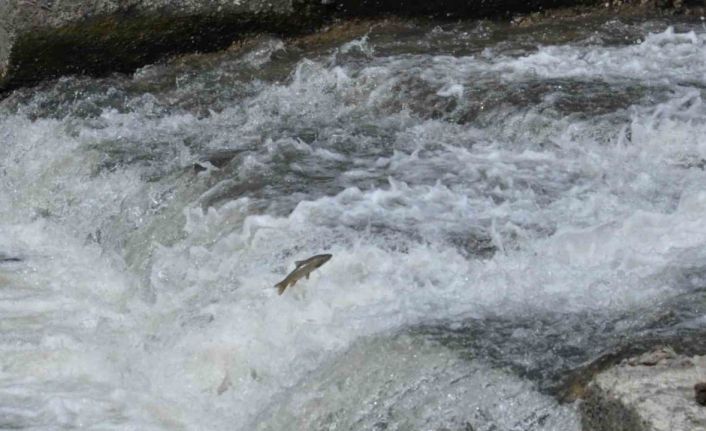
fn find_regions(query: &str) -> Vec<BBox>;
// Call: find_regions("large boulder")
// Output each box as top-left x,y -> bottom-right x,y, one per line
0,0 -> 327,91
0,0 -> 620,92
581,347 -> 706,431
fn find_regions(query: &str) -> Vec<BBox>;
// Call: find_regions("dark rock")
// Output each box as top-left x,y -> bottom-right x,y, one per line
203,148 -> 251,169
332,0 -> 595,18
0,254 -> 22,263
627,346 -> 677,366
0,0 -> 331,92
192,163 -> 208,173
2,0 -> 689,93
695,382 -> 706,406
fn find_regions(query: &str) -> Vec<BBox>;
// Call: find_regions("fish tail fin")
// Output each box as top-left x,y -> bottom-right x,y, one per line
275,281 -> 287,295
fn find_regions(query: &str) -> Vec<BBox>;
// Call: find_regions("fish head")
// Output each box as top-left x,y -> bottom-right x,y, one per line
312,253 -> 332,268
294,254 -> 333,269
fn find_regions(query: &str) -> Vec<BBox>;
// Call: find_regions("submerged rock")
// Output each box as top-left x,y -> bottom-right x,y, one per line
581,348 -> 706,431
251,332 -> 579,431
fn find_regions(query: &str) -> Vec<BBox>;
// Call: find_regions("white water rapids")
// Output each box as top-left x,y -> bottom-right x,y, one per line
1,17 -> 706,430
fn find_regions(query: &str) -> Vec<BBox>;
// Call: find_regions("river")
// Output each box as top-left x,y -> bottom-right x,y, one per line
1,15 -> 706,430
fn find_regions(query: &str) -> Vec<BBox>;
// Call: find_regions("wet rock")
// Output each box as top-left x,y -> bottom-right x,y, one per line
0,0 -> 330,92
251,332 -> 578,430
0,253 -> 22,263
1,0 -> 692,92
626,345 -> 677,366
333,0 -> 599,18
0,257 -> 22,263
192,163 -> 209,174
203,148 -> 251,169
415,294 -> 706,404
695,382 -> 706,406
581,348 -> 706,431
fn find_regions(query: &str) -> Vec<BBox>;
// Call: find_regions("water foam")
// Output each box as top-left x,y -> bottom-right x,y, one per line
1,20 -> 706,431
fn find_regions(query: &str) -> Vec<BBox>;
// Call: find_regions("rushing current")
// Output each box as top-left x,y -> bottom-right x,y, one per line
2,15 -> 706,430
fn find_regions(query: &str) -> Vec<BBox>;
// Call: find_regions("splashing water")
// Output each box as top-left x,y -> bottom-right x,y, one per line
2,17 -> 706,430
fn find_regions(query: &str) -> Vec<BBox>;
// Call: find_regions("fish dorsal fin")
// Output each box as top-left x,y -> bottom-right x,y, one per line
295,259 -> 307,267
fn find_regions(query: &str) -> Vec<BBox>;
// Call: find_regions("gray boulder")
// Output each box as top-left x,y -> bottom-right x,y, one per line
581,347 -> 706,431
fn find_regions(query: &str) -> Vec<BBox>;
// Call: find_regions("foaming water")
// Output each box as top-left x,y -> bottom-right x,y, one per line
2,17 -> 706,430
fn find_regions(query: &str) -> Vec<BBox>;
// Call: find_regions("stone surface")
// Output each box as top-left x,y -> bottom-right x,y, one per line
696,383 -> 706,406
332,0 -> 598,17
581,347 -> 706,431
0,0 -> 329,91
1,0 -> 697,91
252,333 -> 579,430
0,0 -> 622,92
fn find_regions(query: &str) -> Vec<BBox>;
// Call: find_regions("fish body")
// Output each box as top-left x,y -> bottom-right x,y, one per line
274,254 -> 332,295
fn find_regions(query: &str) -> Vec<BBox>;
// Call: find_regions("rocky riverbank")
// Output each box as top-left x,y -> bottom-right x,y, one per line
0,0 -> 699,92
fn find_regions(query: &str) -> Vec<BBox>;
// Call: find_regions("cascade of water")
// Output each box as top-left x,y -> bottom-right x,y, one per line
1,18 -> 705,430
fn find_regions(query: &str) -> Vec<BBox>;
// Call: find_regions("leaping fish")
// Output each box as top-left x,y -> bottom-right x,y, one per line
274,254 -> 332,295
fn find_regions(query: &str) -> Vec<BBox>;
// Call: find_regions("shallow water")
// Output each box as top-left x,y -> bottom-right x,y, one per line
2,15 -> 706,430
